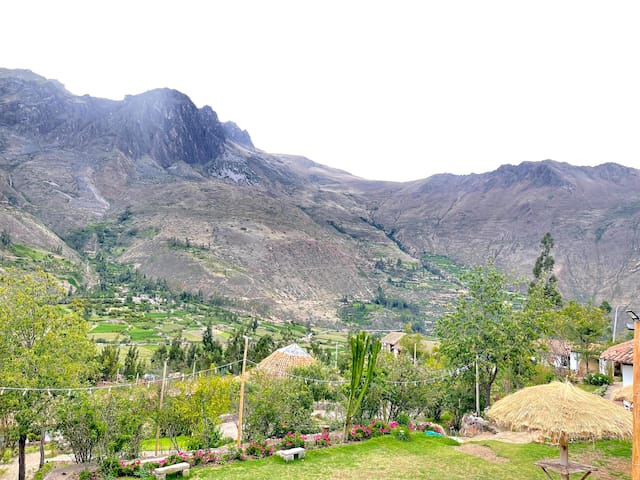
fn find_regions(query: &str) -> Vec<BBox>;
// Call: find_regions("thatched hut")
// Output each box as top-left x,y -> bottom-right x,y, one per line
254,343 -> 315,377
487,381 -> 632,480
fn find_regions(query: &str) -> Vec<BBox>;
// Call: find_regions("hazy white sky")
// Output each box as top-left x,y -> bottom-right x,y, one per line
2,1 -> 639,181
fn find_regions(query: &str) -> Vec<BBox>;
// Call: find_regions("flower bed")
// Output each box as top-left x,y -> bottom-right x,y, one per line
103,419 -> 447,477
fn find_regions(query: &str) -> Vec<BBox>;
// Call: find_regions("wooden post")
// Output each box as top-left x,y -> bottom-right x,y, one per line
559,432 -> 570,480
632,313 -> 640,480
155,359 -> 168,456
475,354 -> 480,416
237,336 -> 249,448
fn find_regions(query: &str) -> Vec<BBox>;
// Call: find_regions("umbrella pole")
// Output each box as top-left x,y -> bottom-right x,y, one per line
559,432 -> 569,480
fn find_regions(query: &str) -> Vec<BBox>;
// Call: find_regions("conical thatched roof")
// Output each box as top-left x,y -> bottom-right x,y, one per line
613,384 -> 633,403
255,343 -> 315,377
487,381 -> 632,441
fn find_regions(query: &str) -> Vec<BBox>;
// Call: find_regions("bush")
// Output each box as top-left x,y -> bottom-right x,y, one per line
585,373 -> 612,386
78,471 -> 92,480
279,431 -> 306,449
396,413 -> 410,426
368,419 -> 390,437
392,426 -> 411,442
245,440 -> 273,458
313,432 -> 331,447
349,424 -> 373,441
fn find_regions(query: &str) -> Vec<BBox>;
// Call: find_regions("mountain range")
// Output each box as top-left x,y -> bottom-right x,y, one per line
1,68 -> 639,329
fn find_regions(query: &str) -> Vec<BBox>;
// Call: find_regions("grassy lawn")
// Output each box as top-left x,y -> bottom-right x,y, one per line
141,436 -> 191,452
190,435 -> 631,480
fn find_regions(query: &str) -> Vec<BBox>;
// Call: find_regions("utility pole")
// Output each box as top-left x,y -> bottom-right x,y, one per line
155,359 -> 168,456
413,343 -> 417,366
237,336 -> 249,448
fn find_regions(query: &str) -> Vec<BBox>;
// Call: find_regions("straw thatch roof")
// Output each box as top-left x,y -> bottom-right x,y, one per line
254,343 -> 315,377
613,384 -> 633,403
487,381 -> 632,441
381,332 -> 405,346
599,340 -> 634,364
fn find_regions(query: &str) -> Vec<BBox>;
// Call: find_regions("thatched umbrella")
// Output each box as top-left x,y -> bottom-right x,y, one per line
613,384 -> 634,403
487,381 -> 632,480
254,343 -> 315,377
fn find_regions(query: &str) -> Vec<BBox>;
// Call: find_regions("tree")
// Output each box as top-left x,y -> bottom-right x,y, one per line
0,269 -> 96,480
557,301 -> 609,374
530,232 -> 562,306
123,346 -> 145,380
436,264 -> 544,412
165,376 -> 236,449
244,372 -> 313,440
343,331 -> 381,439
97,345 -> 120,381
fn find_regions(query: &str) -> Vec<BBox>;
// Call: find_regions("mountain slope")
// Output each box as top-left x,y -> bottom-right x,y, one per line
1,68 -> 639,328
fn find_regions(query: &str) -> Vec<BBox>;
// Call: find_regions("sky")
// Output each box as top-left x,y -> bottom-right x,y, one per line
2,1 -> 639,182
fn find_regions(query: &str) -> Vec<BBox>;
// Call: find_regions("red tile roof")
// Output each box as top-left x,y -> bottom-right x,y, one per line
599,340 -> 634,364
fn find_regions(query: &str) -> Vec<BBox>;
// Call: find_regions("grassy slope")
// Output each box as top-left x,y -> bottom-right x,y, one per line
192,436 -> 564,480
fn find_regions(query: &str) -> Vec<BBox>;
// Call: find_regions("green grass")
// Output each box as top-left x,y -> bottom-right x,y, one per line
191,435 -> 631,480
192,435 -> 549,480
141,436 -> 191,452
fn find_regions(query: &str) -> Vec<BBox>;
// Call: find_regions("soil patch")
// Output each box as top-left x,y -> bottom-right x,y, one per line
454,444 -> 509,463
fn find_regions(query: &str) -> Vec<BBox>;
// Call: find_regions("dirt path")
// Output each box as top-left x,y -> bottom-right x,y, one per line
1,452 -> 46,480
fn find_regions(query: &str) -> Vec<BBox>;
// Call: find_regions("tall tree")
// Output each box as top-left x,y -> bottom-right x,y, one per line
0,269 -> 96,480
436,264 -> 545,411
530,232 -> 562,306
343,331 -> 381,439
558,301 -> 609,374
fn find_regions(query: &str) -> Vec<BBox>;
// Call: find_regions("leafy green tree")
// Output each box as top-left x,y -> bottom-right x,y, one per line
56,393 -> 105,463
123,346 -> 145,380
97,345 -> 120,381
169,376 -> 237,449
0,269 -> 96,480
169,336 -> 185,370
374,353 -> 444,422
253,334 -> 276,363
530,232 -> 562,305
244,372 -> 313,440
558,301 -> 609,373
343,331 -> 381,439
291,363 -> 342,402
436,264 -> 545,412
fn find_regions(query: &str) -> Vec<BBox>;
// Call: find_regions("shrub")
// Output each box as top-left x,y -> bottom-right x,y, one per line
314,432 -> 331,447
585,373 -> 612,386
245,440 -> 273,458
78,471 -> 92,480
349,424 -> 373,441
369,419 -> 390,437
279,431 -> 306,449
396,413 -> 410,426
392,426 -> 411,442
